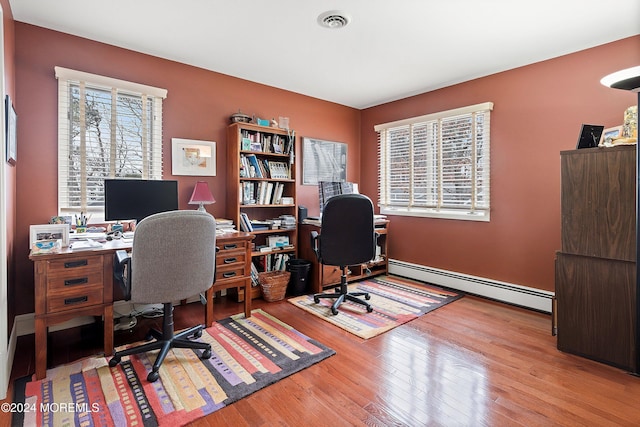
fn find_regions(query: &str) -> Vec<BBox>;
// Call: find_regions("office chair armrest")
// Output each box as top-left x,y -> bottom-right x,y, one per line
113,250 -> 132,301
310,230 -> 320,260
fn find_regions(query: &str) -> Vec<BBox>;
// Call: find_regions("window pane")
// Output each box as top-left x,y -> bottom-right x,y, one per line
377,104 -> 491,220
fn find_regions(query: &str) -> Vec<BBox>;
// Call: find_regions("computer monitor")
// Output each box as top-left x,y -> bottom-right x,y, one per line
104,179 -> 179,223
318,181 -> 356,214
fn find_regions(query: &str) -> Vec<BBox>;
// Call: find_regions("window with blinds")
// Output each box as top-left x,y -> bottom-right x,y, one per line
375,102 -> 493,221
55,67 -> 167,219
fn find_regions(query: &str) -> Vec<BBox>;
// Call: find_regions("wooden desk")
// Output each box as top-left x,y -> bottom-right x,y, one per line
298,220 -> 389,294
29,231 -> 253,380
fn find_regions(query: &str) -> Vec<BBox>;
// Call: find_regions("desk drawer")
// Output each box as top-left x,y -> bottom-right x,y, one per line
47,270 -> 104,292
215,265 -> 246,282
47,256 -> 103,277
216,250 -> 247,268
217,239 -> 249,254
46,286 -> 104,313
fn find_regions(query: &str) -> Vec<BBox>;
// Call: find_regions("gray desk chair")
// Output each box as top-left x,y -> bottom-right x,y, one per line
311,193 -> 376,315
109,210 -> 216,382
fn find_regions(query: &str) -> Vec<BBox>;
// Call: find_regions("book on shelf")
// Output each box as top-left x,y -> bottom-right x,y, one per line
240,212 -> 253,232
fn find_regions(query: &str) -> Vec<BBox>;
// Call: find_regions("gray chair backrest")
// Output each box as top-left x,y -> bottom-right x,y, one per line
319,193 -> 376,267
130,210 -> 216,303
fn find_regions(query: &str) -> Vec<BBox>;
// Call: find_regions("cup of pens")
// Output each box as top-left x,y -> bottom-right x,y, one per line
75,212 -> 89,233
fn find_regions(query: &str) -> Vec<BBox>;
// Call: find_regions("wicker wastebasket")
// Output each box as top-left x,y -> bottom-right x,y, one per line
258,271 -> 291,302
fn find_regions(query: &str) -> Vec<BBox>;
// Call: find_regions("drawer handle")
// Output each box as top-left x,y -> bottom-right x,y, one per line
223,272 -> 237,278
224,257 -> 237,264
223,244 -> 238,250
64,296 -> 88,305
64,260 -> 88,268
64,277 -> 88,286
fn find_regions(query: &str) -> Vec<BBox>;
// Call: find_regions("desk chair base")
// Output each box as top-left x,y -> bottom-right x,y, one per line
109,303 -> 211,382
313,269 -> 374,315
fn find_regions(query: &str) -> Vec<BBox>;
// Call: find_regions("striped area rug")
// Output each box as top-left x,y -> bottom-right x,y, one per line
13,309 -> 334,427
289,275 -> 463,339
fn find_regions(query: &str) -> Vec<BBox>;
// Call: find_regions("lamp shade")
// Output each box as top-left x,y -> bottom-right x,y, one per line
601,66 -> 640,92
189,181 -> 216,211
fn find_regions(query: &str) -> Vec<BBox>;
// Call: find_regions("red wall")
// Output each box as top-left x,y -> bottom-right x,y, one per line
11,21 -> 640,316
13,23 -> 360,315
2,0 -> 16,330
360,35 -> 640,292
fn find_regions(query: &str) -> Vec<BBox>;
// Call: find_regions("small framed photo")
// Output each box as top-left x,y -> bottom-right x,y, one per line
600,126 -> 623,146
30,224 -> 70,247
171,138 -> 216,176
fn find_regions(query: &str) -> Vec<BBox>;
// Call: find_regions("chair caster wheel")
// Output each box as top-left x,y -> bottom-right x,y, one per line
193,329 -> 203,339
201,349 -> 211,359
313,296 -> 320,303
365,294 -> 371,300
144,333 -> 154,341
147,371 -> 159,382
367,306 -> 373,313
108,356 -> 121,367
331,307 -> 339,315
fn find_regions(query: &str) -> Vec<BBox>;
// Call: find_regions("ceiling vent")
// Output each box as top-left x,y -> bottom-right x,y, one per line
318,11 -> 351,29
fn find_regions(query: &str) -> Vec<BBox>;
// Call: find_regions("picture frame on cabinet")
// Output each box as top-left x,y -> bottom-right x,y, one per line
5,95 -> 16,165
30,224 -> 70,248
171,138 -> 216,176
302,137 -> 347,185
599,126 -> 623,146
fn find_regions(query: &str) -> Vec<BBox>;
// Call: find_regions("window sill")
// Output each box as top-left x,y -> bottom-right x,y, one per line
379,206 -> 490,222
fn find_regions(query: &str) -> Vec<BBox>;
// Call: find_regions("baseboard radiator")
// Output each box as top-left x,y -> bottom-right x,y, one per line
388,259 -> 554,313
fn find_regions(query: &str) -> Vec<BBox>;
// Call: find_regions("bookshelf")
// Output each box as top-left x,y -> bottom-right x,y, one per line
226,122 -> 298,300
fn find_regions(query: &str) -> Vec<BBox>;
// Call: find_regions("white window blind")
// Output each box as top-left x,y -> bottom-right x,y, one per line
55,67 -> 167,219
375,102 -> 493,221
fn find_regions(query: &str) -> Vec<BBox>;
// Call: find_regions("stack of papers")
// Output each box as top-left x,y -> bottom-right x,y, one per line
69,239 -> 103,251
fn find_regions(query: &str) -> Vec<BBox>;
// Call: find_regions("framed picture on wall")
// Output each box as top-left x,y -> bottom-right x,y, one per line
171,138 -> 216,176
302,137 -> 347,185
5,95 -> 16,165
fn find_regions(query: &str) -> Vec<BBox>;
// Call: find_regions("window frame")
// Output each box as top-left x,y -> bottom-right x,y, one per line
375,102 -> 493,222
55,67 -> 167,222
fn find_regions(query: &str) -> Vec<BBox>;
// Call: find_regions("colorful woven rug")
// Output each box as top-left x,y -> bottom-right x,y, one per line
12,309 -> 334,427
289,275 -> 463,339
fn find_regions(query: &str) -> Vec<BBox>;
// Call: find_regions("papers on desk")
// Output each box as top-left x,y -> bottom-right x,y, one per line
69,239 -> 103,251
71,232 -> 106,240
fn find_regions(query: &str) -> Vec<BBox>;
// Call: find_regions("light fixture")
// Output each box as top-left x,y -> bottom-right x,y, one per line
189,181 -> 215,212
317,10 -> 351,29
600,66 -> 640,92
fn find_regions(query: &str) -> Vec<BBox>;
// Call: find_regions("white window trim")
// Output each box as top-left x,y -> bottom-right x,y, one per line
375,102 -> 493,222
55,67 -> 167,222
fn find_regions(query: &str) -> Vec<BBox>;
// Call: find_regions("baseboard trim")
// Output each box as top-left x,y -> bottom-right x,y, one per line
388,259 -> 554,313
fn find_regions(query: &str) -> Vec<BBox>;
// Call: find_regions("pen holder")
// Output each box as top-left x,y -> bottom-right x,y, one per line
111,224 -> 123,233
76,226 -> 86,233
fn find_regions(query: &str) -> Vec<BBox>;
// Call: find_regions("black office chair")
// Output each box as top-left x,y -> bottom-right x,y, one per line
311,193 -> 376,315
109,210 -> 216,382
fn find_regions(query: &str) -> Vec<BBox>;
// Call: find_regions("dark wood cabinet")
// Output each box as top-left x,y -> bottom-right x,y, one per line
556,145 -> 637,372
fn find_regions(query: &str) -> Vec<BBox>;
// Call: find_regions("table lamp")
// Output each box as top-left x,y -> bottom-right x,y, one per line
189,181 -> 216,212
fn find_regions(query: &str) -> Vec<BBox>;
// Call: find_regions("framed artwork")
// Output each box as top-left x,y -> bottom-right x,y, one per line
171,138 -> 216,176
5,95 -> 16,165
302,137 -> 347,185
600,125 -> 623,145
30,224 -> 70,247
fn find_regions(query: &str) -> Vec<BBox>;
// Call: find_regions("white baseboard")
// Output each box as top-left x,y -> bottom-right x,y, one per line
388,259 -> 554,313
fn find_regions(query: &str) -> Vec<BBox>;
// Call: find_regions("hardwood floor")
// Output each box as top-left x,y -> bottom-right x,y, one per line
3,290 -> 640,426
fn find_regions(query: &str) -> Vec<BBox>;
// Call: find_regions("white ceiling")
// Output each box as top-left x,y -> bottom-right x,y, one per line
9,0 -> 640,109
